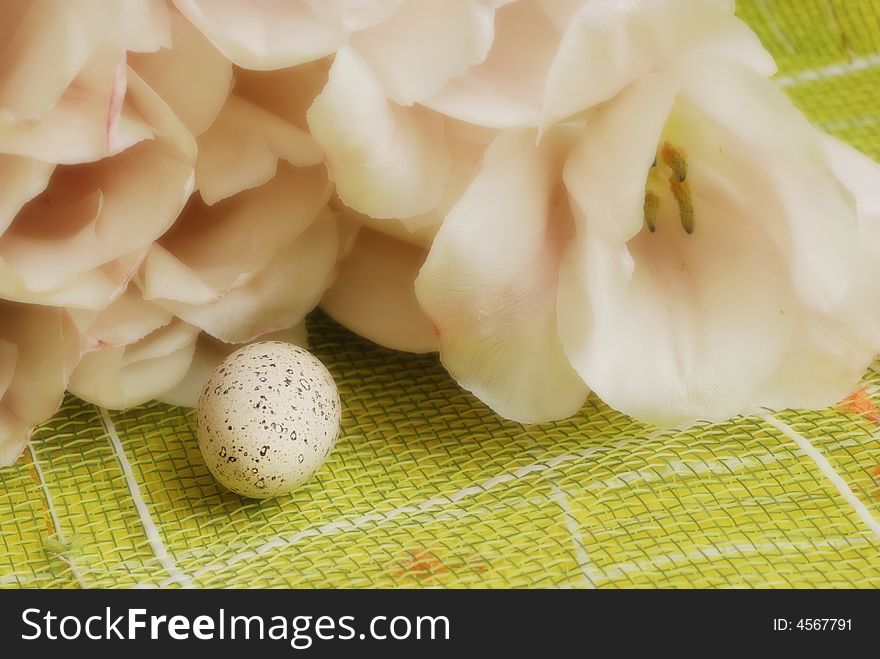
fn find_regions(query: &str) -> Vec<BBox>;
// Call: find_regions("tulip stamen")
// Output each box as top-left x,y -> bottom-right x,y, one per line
643,142 -> 694,234
670,177 -> 694,234
644,192 -> 659,233
660,142 -> 688,183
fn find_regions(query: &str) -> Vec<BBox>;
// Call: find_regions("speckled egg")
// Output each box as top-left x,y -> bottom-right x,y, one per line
196,341 -> 340,499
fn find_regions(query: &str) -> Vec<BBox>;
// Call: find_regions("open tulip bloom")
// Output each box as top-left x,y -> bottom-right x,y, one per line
2,0 -> 880,465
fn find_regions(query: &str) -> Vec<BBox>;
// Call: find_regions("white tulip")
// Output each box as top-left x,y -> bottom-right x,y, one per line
559,59 -> 880,425
417,0 -> 880,426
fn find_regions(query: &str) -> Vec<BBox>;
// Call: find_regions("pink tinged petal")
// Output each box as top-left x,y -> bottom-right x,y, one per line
0,155 -> 54,233
415,130 -> 588,423
158,323 -> 308,407
424,0 -> 564,129
129,7 -> 232,137
196,95 -> 322,204
0,303 -> 79,466
308,46 -> 451,219
543,0 -> 776,128
350,0 -> 496,106
322,225 -> 437,353
155,212 -> 339,343
68,285 -> 173,353
118,0 -> 173,52
0,0 -> 111,121
0,75 -> 195,309
334,119 -> 496,250
68,321 -> 200,410
172,0 -> 348,70
140,163 -> 331,303
125,66 -> 198,161
0,44 -> 153,164
105,54 -> 128,154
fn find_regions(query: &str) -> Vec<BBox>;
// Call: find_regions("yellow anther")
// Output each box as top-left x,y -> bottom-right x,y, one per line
669,178 -> 694,234
643,192 -> 659,233
660,142 -> 688,183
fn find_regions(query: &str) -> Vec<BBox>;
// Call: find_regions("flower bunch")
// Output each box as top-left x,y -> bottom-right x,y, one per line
2,0 -> 880,465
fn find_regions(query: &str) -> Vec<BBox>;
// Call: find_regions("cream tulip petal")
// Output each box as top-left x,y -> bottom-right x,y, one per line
0,189 -> 106,295
332,119 -> 495,249
0,249 -> 141,311
0,79 -> 194,310
69,321 -> 200,410
232,60 -> 330,131
0,341 -> 16,403
0,303 -> 79,465
157,324 -> 308,407
534,0 -> 590,31
558,202 -> 795,427
172,0 -> 349,70
543,0 -> 775,128
0,0 -> 110,121
156,214 -> 338,343
674,58 -> 821,165
0,44 -> 153,164
425,0 -> 564,128
335,202 -> 440,250
322,226 -> 437,353
304,0 -> 401,31
308,46 -> 451,219
564,72 -> 678,245
822,135 -> 880,222
156,334 -> 232,408
125,67 -> 197,161
142,163 -> 331,301
416,130 -> 588,423
196,95 -> 322,204
350,0 -> 495,106
68,286 -> 173,353
118,0 -> 172,52
130,8 -> 232,136
138,243 -> 219,306
0,155 -> 54,233
753,136 -> 880,409
752,308 -> 879,412
674,60 -> 859,309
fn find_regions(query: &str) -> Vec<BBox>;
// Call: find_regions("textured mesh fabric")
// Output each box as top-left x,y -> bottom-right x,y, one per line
2,0 -> 880,588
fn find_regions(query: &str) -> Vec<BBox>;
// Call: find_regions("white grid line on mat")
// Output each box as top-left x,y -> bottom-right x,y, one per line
549,484 -> 597,588
27,443 -> 88,588
151,429 -> 670,587
0,572 -> 56,586
820,116 -> 880,133
576,534 -> 877,586
764,414 -> 880,543
756,0 -> 796,55
775,53 -> 880,87
99,407 -> 194,589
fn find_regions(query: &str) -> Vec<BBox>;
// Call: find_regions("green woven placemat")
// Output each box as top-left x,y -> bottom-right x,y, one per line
3,0 -> 880,588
